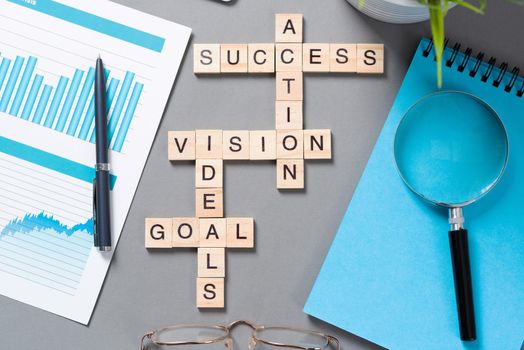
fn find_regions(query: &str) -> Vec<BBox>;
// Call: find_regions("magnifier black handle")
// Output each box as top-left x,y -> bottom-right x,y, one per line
449,229 -> 476,341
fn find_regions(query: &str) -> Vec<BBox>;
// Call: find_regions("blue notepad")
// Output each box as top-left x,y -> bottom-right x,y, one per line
305,38 -> 524,350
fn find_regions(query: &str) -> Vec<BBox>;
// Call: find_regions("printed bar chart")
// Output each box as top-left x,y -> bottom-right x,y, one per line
43,76 -> 68,128
0,53 -> 143,152
21,75 -> 43,120
32,85 -> 53,124
55,69 -> 83,132
10,56 -> 37,116
67,67 -> 94,136
0,0 -> 190,325
114,82 -> 143,152
0,56 -> 23,112
0,58 -> 11,88
106,71 -> 134,143
79,77 -> 119,141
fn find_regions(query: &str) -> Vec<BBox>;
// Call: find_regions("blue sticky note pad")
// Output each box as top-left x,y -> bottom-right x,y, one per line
304,38 -> 524,350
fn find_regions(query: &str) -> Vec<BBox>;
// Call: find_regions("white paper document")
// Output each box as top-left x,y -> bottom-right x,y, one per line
0,0 -> 190,324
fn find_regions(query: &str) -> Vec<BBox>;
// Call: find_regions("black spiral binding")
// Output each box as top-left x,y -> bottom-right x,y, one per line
518,81 -> 524,98
423,39 -> 523,97
470,52 -> 484,78
446,43 -> 461,67
481,57 -> 496,82
423,38 -> 449,61
493,62 -> 508,88
458,48 -> 472,73
505,67 -> 520,93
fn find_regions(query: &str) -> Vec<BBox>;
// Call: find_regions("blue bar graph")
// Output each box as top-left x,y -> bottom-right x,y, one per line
32,85 -> 53,124
55,69 -> 83,132
44,76 -> 69,128
80,78 -> 119,141
21,75 -> 43,120
114,82 -> 143,152
0,53 -> 142,152
0,58 -> 12,90
10,56 -> 37,116
67,67 -> 94,136
0,56 -> 24,112
106,71 -> 134,143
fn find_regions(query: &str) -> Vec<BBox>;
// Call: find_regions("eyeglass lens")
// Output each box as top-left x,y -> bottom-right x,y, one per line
253,327 -> 331,349
154,325 -> 227,344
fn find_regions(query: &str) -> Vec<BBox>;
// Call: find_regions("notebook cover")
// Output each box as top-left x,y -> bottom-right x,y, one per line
304,38 -> 524,350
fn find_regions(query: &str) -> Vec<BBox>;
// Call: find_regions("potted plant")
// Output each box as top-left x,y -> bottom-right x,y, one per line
350,0 -> 523,87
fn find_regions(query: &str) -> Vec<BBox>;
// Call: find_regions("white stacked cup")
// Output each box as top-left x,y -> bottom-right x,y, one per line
346,0 -> 434,24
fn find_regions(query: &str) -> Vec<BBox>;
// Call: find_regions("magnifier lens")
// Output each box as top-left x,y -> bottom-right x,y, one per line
394,92 -> 508,206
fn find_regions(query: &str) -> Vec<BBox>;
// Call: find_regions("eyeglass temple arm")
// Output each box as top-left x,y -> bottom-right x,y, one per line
328,336 -> 341,350
140,332 -> 154,350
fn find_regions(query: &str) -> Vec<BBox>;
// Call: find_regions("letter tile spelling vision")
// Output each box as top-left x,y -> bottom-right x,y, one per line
147,14 -> 384,308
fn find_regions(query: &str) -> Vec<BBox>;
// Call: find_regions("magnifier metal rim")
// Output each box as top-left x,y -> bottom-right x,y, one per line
393,90 -> 509,208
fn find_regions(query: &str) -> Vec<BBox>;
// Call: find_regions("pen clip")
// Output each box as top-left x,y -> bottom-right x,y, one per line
92,178 -> 98,247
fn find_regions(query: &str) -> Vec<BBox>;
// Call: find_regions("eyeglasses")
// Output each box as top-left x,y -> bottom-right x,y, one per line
140,320 -> 340,350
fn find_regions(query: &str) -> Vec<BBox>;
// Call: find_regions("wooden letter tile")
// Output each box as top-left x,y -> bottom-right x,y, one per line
276,71 -> 303,101
227,218 -> 254,248
199,218 -> 227,247
276,44 -> 303,72
302,43 -> 330,72
275,14 -> 303,43
193,44 -> 221,74
222,130 -> 250,160
172,217 -> 200,247
196,188 -> 224,218
357,44 -> 384,74
145,218 -> 173,248
249,130 -> 276,160
197,277 -> 225,308
220,44 -> 248,73
168,131 -> 195,161
277,130 -> 304,159
196,130 -> 222,159
275,101 -> 302,130
304,129 -> 332,159
277,159 -> 304,189
330,44 -> 357,72
195,159 -> 223,188
248,44 -> 275,73
198,248 -> 225,277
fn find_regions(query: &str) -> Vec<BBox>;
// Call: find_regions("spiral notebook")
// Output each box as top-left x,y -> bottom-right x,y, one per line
305,38 -> 524,350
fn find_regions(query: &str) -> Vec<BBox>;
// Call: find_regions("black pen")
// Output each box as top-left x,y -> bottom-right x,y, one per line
93,56 -> 112,251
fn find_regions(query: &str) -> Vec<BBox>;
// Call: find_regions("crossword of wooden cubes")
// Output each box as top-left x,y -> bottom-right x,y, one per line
146,13 -> 384,309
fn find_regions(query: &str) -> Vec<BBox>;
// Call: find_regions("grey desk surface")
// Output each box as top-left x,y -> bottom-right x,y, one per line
2,1 -> 524,349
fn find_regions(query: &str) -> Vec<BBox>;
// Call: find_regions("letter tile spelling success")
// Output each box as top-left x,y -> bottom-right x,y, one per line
148,14 -> 384,308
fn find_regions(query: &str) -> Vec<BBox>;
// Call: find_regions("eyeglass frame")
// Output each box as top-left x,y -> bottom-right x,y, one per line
140,320 -> 341,350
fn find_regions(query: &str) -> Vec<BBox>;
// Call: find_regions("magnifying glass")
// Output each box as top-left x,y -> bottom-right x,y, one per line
393,91 -> 509,341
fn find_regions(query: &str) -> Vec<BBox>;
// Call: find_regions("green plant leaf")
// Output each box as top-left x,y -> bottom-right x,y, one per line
449,0 -> 486,13
427,0 -> 445,88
